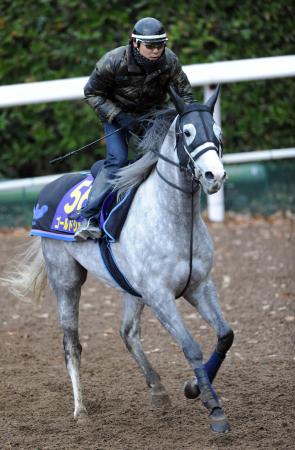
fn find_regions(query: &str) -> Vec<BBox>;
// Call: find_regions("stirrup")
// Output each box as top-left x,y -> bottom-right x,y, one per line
68,210 -> 82,221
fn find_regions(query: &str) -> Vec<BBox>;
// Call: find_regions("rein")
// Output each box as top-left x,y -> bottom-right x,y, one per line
152,106 -> 219,298
176,181 -> 195,299
151,146 -> 200,194
155,167 -> 198,194
155,162 -> 196,298
152,116 -> 202,298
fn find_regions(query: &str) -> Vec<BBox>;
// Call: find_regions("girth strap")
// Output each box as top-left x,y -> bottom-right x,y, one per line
99,237 -> 142,297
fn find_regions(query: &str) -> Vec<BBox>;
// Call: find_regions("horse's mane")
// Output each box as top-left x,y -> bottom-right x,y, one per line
112,107 -> 177,195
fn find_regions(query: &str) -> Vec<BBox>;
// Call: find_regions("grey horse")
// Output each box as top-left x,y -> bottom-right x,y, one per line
6,86 -> 234,433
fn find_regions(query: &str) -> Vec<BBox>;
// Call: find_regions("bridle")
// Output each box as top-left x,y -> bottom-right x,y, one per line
154,104 -> 222,195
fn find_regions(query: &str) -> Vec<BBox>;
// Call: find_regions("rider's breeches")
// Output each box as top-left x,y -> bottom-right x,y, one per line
103,122 -> 129,178
78,122 -> 129,220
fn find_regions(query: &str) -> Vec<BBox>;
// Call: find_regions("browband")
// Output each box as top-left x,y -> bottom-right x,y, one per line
179,103 -> 213,117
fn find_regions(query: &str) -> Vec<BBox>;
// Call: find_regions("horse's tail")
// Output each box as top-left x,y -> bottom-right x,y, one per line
3,237 -> 47,304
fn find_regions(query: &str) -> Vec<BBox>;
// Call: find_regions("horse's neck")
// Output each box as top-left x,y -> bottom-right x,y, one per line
147,118 -> 201,217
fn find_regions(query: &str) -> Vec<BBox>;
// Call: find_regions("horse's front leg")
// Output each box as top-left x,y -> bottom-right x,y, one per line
183,277 -> 234,400
149,290 -> 230,433
120,294 -> 171,408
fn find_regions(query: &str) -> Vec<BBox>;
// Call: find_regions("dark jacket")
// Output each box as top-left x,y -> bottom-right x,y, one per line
84,44 -> 194,123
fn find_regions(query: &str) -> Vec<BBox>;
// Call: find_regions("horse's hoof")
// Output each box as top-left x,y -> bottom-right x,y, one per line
151,386 -> 172,409
183,378 -> 200,399
74,408 -> 89,424
209,407 -> 230,433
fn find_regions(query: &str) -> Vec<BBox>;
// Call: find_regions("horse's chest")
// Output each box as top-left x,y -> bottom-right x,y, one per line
119,190 -> 214,290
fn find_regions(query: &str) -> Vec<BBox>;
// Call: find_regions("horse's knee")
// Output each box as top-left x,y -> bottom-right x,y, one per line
216,329 -> 234,357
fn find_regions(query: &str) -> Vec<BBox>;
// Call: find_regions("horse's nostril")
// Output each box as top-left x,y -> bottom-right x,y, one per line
205,171 -> 214,180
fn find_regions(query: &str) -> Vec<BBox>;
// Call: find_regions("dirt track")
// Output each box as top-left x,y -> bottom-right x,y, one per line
0,214 -> 294,450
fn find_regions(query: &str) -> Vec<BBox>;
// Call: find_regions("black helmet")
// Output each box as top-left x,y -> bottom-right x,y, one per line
132,17 -> 168,44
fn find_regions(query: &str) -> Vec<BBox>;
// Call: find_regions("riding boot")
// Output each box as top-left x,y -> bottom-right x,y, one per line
73,168 -> 111,241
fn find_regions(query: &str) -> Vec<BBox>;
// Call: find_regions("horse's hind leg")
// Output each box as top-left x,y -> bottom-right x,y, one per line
42,239 -> 88,421
183,277 -> 234,399
120,294 -> 171,408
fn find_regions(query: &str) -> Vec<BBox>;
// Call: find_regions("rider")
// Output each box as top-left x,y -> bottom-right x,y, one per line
73,17 -> 194,240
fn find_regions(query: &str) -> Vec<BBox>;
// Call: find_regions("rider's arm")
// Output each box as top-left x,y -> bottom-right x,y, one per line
84,51 -> 123,123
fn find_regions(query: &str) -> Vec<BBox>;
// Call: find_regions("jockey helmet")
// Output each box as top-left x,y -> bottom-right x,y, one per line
131,17 -> 168,45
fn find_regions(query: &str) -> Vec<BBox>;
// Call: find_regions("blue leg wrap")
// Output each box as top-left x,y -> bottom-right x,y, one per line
193,366 -> 220,409
205,330 -> 234,381
204,350 -> 224,382
184,332 -> 233,401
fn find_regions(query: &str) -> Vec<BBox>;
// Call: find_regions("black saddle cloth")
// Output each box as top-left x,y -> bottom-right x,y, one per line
31,161 -> 138,242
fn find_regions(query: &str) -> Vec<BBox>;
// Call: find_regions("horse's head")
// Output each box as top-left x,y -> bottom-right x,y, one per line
169,85 -> 226,195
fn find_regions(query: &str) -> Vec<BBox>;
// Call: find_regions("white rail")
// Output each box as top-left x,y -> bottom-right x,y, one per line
0,55 -> 294,108
222,148 -> 295,164
185,55 -> 295,86
0,174 -> 63,191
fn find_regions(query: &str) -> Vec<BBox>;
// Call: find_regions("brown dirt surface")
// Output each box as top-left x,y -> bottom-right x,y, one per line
0,214 -> 294,450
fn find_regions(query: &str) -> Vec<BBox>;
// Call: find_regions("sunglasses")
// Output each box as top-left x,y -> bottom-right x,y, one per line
143,42 -> 166,50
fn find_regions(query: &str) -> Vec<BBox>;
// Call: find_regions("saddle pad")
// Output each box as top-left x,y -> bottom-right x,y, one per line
31,172 -> 138,242
31,172 -> 92,241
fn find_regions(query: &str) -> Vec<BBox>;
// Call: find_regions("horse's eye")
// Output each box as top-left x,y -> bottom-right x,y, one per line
184,130 -> 191,137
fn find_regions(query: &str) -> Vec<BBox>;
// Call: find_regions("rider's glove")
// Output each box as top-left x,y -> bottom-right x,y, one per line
115,112 -> 139,132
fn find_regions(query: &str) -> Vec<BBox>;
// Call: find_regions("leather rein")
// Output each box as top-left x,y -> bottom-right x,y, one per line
152,107 -> 219,298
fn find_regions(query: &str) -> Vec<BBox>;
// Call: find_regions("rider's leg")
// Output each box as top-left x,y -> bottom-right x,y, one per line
74,122 -> 129,240
103,122 -> 129,179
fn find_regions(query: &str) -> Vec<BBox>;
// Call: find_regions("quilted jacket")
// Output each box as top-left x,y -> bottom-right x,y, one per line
84,44 -> 194,123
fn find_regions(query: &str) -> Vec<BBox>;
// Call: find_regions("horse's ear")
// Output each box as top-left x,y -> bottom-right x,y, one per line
168,85 -> 185,114
205,84 -> 221,113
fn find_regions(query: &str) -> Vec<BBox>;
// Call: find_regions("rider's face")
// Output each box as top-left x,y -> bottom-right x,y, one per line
134,41 -> 165,61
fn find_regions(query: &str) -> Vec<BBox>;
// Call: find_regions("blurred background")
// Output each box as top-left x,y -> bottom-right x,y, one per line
0,0 -> 294,226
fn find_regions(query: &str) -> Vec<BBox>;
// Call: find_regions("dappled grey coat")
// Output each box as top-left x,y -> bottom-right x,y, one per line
84,44 -> 194,123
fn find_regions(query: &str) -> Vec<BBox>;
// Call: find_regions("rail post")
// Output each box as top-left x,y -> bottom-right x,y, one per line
204,85 -> 225,222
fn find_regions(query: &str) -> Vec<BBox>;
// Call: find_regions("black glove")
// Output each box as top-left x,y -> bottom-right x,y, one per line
115,112 -> 139,132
